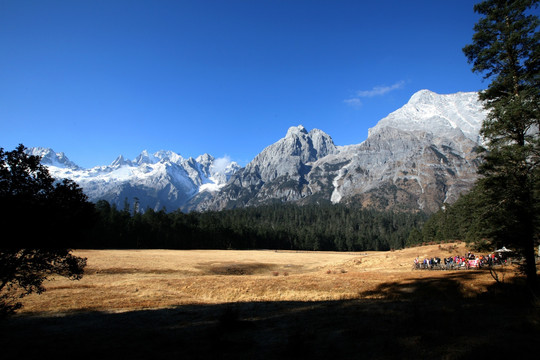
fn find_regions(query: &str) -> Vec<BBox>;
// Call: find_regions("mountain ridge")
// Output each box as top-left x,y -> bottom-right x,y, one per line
29,147 -> 240,212
185,90 -> 487,213
29,89 -> 487,213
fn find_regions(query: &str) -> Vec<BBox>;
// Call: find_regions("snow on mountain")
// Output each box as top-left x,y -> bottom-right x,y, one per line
28,147 -> 81,170
368,90 -> 487,143
324,90 -> 487,212
30,148 -> 240,211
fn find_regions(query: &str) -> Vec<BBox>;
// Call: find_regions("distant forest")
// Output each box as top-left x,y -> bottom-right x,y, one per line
82,201 -> 429,251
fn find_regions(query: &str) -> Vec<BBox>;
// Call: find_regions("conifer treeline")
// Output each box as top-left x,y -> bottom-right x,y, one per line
82,200 -> 428,251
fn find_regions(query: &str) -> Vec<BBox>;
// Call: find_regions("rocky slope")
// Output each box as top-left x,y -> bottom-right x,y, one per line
186,90 -> 487,213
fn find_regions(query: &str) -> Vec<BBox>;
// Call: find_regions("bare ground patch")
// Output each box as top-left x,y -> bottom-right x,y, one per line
196,262 -> 305,276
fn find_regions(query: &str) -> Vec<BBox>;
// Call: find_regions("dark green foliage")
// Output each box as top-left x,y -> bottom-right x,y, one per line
416,186 -> 489,247
462,0 -> 539,287
84,202 -> 427,252
0,145 -> 92,315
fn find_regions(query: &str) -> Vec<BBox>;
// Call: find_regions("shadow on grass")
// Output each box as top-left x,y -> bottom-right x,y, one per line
1,273 -> 538,360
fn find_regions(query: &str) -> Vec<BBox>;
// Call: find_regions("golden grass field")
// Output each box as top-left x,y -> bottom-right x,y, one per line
3,242 -> 539,360
19,242 -> 499,314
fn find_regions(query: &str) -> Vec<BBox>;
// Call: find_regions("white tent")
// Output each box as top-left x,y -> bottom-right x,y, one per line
495,246 -> 513,253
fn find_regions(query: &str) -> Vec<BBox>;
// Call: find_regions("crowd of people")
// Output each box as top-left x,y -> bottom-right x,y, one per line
413,251 -> 509,270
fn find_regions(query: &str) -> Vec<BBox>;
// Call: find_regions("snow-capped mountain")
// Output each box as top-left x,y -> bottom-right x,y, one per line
31,89 -> 488,214
187,90 -> 488,213
28,147 -> 81,170
29,148 -> 240,212
368,90 -> 485,143
323,90 -> 488,212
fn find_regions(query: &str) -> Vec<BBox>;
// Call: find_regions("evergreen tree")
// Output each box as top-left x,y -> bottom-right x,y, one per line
463,0 -> 539,288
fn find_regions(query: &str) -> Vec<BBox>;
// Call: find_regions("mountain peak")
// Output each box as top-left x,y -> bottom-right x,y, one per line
368,89 -> 487,143
286,125 -> 308,137
196,153 -> 215,164
135,150 -> 159,165
154,150 -> 183,164
111,155 -> 132,167
27,147 -> 80,169
409,89 -> 436,103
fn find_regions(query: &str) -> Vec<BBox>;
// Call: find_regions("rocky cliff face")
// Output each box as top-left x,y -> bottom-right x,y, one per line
332,90 -> 486,212
183,125 -> 338,211
186,90 -> 487,213
324,128 -> 482,213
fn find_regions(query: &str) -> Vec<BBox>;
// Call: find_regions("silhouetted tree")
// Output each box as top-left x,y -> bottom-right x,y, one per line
463,0 -> 539,289
0,144 -> 93,315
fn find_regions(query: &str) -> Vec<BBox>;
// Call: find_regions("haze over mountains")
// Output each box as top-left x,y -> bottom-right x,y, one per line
31,89 -> 488,214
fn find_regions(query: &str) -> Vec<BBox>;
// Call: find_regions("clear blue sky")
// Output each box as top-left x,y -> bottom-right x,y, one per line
1,0 -> 486,168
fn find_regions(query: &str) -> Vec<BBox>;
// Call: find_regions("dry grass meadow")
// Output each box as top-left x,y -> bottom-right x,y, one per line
17,243 -> 502,313
2,242 -> 539,359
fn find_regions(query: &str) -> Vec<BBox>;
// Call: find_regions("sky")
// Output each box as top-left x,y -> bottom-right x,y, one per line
1,0 -> 489,168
